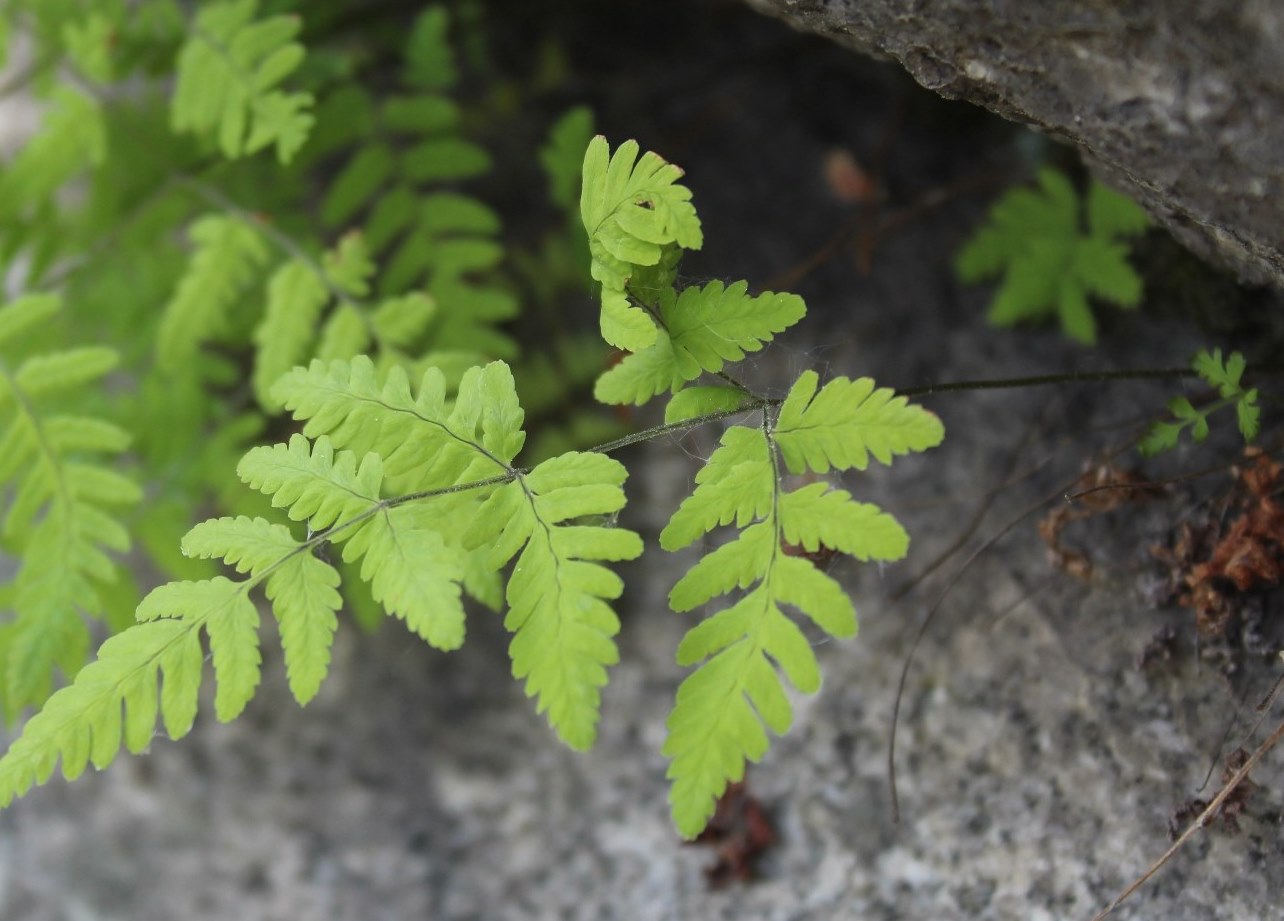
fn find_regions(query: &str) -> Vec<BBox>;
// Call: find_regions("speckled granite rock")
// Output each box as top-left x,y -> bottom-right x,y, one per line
743,0 -> 1284,290
2,4 -> 1282,920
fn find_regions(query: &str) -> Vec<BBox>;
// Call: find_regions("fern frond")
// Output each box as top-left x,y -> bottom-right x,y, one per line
253,261 -> 330,408
661,371 -> 943,836
156,213 -> 270,374
171,0 -> 315,163
1139,348 -> 1259,455
955,168 -> 1149,344
661,386 -> 748,425
237,434 -> 383,531
343,505 -> 466,650
139,578 -> 261,721
0,295 -> 141,717
469,451 -> 643,750
595,281 -> 804,406
660,426 -> 774,551
541,106 -> 595,211
580,136 -> 703,351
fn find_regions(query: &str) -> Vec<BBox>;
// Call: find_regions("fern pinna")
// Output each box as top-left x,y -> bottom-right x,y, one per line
0,137 -> 942,841
0,295 -> 140,722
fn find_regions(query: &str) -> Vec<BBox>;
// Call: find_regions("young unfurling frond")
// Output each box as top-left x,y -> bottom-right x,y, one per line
580,136 -> 703,351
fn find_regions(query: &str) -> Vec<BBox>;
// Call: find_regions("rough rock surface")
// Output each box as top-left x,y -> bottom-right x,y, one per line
744,0 -> 1284,289
2,3 -> 1284,920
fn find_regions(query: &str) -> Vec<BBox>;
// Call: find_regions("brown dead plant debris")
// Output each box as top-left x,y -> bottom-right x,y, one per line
1153,447 -> 1284,638
1039,461 -> 1164,579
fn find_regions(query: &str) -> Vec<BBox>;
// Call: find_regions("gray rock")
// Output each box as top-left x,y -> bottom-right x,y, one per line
742,0 -> 1284,289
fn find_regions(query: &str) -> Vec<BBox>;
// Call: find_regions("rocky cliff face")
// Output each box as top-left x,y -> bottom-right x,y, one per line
744,0 -> 1284,289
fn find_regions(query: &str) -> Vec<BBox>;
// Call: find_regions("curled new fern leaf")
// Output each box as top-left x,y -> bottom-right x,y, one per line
580,135 -> 703,351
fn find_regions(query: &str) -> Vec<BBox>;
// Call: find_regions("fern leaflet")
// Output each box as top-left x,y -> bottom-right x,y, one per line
469,452 -> 643,750
171,0 -> 315,163
156,213 -> 270,375
0,294 -> 141,718
595,280 -> 804,407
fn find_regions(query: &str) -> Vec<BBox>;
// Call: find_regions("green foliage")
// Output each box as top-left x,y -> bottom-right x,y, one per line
1140,349 -> 1259,455
660,371 -> 943,836
0,295 -> 140,719
171,0 -> 314,163
581,136 -> 703,351
595,281 -> 805,407
0,1 -> 951,846
956,168 -> 1150,344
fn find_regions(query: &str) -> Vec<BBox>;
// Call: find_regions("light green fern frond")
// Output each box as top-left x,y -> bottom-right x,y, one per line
595,281 -> 804,406
580,136 -> 703,351
171,0 -> 315,163
156,213 -> 270,374
469,451 -> 643,750
0,294 -> 141,718
660,370 -> 943,837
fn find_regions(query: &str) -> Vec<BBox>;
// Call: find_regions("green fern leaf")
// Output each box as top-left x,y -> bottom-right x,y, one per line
470,451 -> 643,750
272,356 -> 524,484
404,5 -> 457,90
774,371 -> 945,474
157,214 -> 270,374
1087,179 -> 1151,238
778,481 -> 908,561
580,136 -> 703,351
956,168 -> 1149,344
661,426 -> 775,551
0,296 -> 140,716
343,507 -> 466,650
171,0 -> 315,163
541,106 -> 595,211
253,261 -> 330,408
0,617 -> 201,806
595,281 -> 804,406
237,434 -> 383,532
664,386 -> 751,424
661,371 -> 943,836
1139,348 -> 1259,455
0,88 -> 105,225
181,515 -> 341,703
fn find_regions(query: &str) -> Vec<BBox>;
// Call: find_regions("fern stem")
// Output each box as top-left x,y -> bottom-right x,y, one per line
897,366 -> 1196,398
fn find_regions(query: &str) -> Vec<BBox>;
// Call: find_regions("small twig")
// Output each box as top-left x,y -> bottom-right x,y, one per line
1089,710 -> 1284,921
